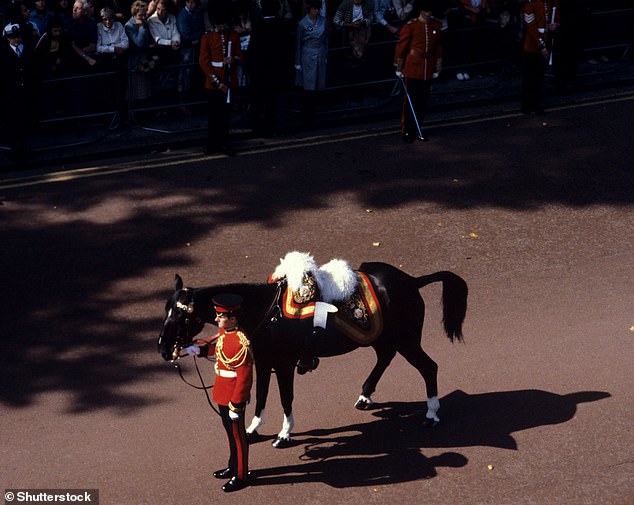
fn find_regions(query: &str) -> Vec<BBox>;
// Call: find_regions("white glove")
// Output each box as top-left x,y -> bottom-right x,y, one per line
432,72 -> 439,79
229,410 -> 240,420
295,64 -> 302,71
185,345 -> 200,356
395,71 -> 403,78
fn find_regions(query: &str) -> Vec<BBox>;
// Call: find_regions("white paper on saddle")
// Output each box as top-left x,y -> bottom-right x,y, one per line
314,301 -> 338,328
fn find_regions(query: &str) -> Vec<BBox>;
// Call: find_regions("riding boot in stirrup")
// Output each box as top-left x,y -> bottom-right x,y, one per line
297,356 -> 319,375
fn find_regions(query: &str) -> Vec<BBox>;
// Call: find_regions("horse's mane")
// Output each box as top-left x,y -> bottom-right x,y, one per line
194,282 -> 271,299
190,282 -> 277,326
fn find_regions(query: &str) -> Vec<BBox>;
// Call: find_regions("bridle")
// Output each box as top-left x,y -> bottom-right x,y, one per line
164,288 -> 221,413
168,289 -> 201,360
166,281 -> 286,414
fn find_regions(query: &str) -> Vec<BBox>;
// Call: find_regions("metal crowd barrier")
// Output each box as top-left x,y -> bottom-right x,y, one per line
38,69 -> 121,126
583,8 -> 633,56
24,5 -> 634,136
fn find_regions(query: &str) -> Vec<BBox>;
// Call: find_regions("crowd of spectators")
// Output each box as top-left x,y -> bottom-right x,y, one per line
0,0 -> 620,144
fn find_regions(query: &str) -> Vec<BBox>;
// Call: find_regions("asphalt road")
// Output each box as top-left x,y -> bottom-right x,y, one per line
1,95 -> 633,505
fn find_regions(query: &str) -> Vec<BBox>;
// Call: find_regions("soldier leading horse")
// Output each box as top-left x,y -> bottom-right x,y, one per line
157,260 -> 467,447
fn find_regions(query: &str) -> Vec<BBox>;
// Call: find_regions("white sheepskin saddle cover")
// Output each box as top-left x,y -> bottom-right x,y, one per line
272,251 -> 358,303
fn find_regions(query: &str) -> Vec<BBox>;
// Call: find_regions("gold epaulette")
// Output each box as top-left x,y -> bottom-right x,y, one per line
236,330 -> 251,348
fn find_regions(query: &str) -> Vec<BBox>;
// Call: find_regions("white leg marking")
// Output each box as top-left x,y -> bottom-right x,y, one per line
426,395 -> 440,422
246,410 -> 265,435
277,413 -> 294,440
356,394 -> 373,407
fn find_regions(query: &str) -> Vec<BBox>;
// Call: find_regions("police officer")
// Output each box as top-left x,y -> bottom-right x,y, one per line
393,0 -> 442,143
1,22 -> 38,161
186,294 -> 253,493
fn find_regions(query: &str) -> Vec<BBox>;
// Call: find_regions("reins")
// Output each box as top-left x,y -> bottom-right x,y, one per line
171,356 -> 221,415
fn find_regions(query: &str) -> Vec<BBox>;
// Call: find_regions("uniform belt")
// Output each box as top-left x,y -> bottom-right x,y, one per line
409,49 -> 433,58
216,369 -> 237,378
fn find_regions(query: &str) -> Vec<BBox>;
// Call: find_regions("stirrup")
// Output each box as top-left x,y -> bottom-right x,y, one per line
296,356 -> 320,375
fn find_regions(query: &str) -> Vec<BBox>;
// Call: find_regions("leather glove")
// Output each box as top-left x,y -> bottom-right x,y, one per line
229,409 -> 240,420
185,345 -> 200,356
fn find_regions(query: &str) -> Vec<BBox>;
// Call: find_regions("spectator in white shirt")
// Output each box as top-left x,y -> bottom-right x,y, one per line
96,7 -> 129,125
97,7 -> 128,56
147,0 -> 180,53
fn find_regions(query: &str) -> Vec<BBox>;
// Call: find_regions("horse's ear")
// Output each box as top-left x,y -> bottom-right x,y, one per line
175,274 -> 183,291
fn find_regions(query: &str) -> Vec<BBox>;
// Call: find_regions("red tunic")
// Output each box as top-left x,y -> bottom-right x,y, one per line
198,29 -> 243,91
522,0 -> 548,54
199,327 -> 253,407
394,17 -> 442,81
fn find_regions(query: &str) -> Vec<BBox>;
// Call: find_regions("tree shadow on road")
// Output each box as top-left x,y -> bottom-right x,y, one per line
1,103 -> 631,413
251,388 -> 610,488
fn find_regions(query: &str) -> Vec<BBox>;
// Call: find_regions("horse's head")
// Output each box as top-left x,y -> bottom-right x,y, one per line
157,274 -> 206,361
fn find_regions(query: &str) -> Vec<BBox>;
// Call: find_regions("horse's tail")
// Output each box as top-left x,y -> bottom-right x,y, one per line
415,271 -> 468,342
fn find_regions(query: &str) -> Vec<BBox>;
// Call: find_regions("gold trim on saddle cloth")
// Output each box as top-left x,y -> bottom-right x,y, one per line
332,272 -> 383,346
277,272 -> 319,319
279,271 -> 383,346
282,285 -> 316,319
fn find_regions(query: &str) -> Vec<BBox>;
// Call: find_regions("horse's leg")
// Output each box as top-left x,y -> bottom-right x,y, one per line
271,360 -> 296,448
398,342 -> 441,427
355,345 -> 397,410
246,362 -> 272,437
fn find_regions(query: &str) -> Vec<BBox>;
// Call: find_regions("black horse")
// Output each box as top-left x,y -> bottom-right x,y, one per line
158,262 -> 467,447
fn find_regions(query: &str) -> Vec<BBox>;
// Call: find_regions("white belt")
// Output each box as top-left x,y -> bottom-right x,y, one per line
215,366 -> 237,378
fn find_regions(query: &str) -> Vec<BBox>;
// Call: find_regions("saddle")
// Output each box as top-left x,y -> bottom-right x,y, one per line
270,252 -> 384,346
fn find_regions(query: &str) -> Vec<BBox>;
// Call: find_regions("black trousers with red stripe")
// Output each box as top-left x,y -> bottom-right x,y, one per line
218,405 -> 249,480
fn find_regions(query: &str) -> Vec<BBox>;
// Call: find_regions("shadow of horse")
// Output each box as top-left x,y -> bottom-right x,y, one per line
250,388 -> 610,488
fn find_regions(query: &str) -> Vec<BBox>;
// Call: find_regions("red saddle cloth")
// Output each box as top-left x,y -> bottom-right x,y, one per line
277,272 -> 384,346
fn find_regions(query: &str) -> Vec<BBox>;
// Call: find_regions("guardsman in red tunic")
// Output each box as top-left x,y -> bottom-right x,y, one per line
186,294 -> 253,492
393,0 -> 442,142
198,1 -> 242,156
520,0 -> 558,114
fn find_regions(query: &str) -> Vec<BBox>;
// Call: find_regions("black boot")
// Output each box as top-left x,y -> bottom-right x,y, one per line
213,467 -> 233,479
222,476 -> 249,492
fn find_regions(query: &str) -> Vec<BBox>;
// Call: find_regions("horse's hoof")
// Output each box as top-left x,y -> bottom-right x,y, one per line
272,436 -> 293,449
354,397 -> 373,410
423,417 -> 440,429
